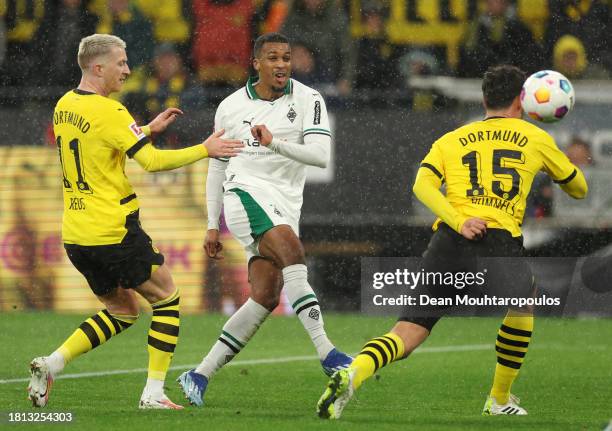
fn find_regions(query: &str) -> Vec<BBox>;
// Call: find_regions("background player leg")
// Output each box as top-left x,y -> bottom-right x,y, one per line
28,287 -> 139,407
134,264 -> 183,409
179,258 -> 279,406
258,225 -> 351,374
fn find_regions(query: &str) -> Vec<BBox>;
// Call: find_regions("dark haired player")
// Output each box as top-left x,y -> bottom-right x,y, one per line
317,65 -> 588,419
177,33 -> 352,406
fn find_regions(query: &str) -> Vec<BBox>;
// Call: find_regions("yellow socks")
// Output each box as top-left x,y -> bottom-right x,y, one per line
57,310 -> 137,364
350,332 -> 405,389
147,289 -> 180,381
490,310 -> 534,404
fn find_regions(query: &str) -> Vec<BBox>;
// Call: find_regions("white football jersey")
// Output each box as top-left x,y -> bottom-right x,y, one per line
214,77 -> 332,216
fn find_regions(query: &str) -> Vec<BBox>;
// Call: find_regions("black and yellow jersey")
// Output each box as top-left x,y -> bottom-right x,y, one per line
54,89 -> 150,245
416,117 -> 587,237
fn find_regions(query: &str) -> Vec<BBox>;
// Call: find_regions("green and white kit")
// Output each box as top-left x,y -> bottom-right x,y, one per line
207,77 -> 332,261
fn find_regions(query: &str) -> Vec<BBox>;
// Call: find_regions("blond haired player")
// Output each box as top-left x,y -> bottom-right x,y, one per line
27,34 -> 243,409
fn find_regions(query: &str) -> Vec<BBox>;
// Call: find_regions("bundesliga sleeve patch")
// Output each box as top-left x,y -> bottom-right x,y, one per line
129,122 -> 146,140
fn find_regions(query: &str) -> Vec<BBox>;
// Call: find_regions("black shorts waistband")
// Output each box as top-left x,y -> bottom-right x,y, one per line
438,223 -> 523,245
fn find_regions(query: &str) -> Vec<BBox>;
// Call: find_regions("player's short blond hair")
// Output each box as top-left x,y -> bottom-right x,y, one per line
77,34 -> 126,71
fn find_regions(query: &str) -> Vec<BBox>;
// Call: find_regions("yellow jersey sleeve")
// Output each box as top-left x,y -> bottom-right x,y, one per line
106,106 -> 151,157
538,133 -> 588,198
420,139 -> 445,182
413,166 -> 468,233
539,133 -> 577,183
132,143 -> 208,172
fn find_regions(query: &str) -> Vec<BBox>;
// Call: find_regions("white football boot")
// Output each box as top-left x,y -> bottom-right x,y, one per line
482,393 -> 527,415
317,368 -> 356,419
139,393 -> 184,410
28,357 -> 54,408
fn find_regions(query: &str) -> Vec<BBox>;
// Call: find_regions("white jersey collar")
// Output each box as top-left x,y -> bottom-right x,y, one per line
245,76 -> 294,100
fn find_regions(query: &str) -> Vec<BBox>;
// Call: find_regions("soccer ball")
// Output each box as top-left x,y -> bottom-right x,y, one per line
521,70 -> 575,123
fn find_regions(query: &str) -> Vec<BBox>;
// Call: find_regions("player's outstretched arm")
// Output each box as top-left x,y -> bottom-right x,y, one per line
132,129 -> 243,172
557,167 -> 588,199
251,124 -> 329,168
203,129 -> 245,159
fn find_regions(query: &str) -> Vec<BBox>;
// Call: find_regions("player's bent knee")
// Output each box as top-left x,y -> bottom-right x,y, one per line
259,226 -> 305,268
259,296 -> 279,311
100,288 -> 140,316
146,264 -> 177,300
251,290 -> 280,311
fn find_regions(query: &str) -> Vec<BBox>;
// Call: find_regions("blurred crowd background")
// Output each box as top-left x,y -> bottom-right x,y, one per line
0,0 -> 610,99
2,0 -> 609,216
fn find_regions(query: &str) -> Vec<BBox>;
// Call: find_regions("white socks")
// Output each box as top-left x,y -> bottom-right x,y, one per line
282,264 -> 334,360
46,351 -> 65,377
195,264 -> 334,379
141,378 -> 164,399
196,298 -> 270,378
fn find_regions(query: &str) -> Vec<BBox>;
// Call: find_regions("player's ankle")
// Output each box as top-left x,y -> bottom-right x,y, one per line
315,338 -> 334,360
142,378 -> 165,399
47,351 -> 66,376
490,392 -> 510,405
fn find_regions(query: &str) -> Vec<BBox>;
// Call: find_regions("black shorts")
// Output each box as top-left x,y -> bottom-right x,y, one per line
64,211 -> 164,296
398,224 -> 532,331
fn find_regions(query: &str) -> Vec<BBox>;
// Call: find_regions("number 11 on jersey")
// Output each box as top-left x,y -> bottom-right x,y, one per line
56,136 -> 93,194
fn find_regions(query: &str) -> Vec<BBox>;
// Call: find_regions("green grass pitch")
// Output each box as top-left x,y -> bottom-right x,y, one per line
1,312 -> 611,430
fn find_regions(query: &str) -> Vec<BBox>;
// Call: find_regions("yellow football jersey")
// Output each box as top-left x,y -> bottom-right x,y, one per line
54,89 -> 150,245
420,117 -> 578,237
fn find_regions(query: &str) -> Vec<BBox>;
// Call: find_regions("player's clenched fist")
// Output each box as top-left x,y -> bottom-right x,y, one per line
250,124 -> 273,146
460,218 -> 487,240
203,129 -> 244,158
204,229 -> 224,259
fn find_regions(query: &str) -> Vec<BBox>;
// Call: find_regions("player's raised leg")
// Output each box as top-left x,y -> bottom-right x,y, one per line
178,257 -> 277,406
483,309 -> 533,415
317,320 -> 429,419
28,287 -> 139,407
135,264 -> 183,410
259,225 -> 352,375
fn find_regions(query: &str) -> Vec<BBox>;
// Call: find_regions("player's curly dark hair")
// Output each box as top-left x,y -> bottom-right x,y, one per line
253,33 -> 290,58
482,65 -> 527,110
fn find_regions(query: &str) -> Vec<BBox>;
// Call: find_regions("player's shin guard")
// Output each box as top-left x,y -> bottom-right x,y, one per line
350,332 -> 405,390
490,310 -> 533,404
282,264 -> 334,360
147,289 -> 180,382
195,298 -> 270,378
55,309 -> 138,372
